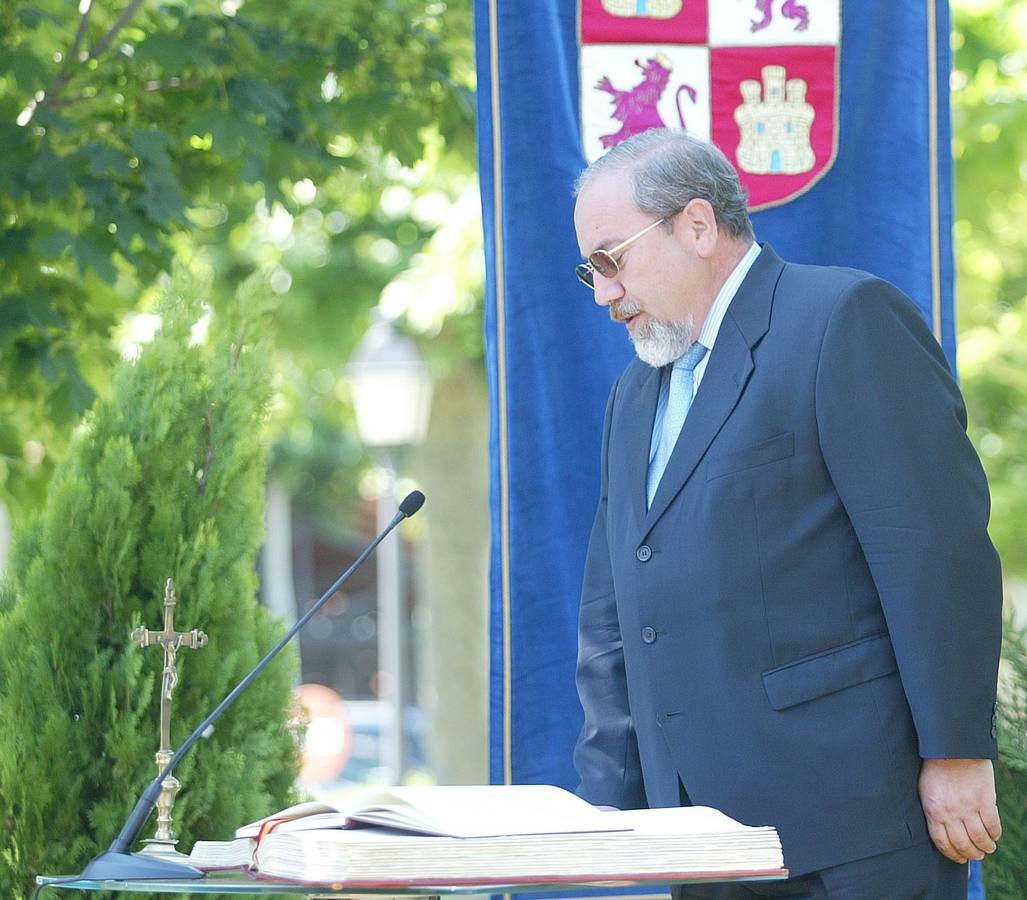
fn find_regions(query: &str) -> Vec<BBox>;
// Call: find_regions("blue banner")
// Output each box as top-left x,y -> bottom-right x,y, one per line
475,0 -> 964,881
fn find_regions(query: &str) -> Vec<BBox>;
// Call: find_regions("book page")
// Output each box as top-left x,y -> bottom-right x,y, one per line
596,806 -> 760,834
237,784 -> 630,842
271,811 -> 351,834
345,784 -> 625,838
189,837 -> 256,871
235,800 -> 343,839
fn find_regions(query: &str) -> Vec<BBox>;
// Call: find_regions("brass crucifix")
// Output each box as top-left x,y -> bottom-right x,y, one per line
131,578 -> 208,859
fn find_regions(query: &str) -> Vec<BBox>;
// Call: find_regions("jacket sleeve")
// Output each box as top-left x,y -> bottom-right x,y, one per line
814,276 -> 1002,759
573,376 -> 647,809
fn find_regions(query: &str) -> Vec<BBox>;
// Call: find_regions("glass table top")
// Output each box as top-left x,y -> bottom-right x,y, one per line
37,870 -> 788,896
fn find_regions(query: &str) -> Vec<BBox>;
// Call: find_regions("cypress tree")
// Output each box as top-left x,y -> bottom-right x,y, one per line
0,272 -> 300,897
985,619 -> 1027,899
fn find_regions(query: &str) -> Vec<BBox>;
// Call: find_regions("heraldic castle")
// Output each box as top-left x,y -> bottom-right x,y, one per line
734,65 -> 816,175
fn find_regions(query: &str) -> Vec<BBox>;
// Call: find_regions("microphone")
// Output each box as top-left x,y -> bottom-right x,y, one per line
399,489 -> 425,518
74,491 -> 426,882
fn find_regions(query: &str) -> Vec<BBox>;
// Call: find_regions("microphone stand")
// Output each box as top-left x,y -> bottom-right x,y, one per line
75,491 -> 426,882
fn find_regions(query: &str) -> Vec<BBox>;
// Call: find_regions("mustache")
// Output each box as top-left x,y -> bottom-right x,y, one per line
610,301 -> 642,323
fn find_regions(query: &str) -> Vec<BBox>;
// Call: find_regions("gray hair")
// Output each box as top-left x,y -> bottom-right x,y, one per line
575,129 -> 754,241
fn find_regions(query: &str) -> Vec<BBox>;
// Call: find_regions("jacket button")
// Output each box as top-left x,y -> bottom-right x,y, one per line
641,626 -> 657,644
636,545 -> 652,562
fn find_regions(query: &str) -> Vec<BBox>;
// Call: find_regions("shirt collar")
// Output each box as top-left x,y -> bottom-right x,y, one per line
694,240 -> 762,353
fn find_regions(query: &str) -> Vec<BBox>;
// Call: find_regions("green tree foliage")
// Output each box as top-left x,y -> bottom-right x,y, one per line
951,3 -> 1027,895
0,272 -> 300,897
952,0 -> 1027,577
259,170 -> 485,533
988,621 -> 1027,898
0,0 -> 475,519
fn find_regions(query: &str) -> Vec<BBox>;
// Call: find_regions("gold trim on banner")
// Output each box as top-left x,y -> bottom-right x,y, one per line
927,0 -> 944,343
487,0 -> 514,789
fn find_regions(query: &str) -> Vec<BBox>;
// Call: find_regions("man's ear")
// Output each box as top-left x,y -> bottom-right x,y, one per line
679,198 -> 719,258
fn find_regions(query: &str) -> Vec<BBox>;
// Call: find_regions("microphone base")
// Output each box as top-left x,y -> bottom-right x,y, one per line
80,850 -> 204,881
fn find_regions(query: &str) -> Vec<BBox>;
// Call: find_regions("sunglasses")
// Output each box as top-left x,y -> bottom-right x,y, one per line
575,218 -> 667,288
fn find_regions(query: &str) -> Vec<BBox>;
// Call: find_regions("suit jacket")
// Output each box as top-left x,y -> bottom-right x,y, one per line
573,245 -> 1002,876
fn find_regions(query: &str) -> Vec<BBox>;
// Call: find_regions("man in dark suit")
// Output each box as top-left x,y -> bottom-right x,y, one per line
571,129 -> 1003,898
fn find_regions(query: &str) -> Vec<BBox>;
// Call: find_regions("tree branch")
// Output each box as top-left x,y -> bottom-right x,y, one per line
197,407 -> 216,497
39,0 -> 95,111
34,0 -> 146,118
68,1 -> 95,67
86,0 -> 148,63
52,78 -> 206,111
143,77 -> 205,94
230,322 -> 248,369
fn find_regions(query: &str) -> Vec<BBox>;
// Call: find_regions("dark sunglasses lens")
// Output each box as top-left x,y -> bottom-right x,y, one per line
575,263 -> 595,287
589,250 -> 618,278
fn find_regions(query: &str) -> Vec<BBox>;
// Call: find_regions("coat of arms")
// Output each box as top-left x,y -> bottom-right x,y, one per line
580,0 -> 840,210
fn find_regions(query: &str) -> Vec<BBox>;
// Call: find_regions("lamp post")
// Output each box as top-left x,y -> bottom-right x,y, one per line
347,315 -> 432,782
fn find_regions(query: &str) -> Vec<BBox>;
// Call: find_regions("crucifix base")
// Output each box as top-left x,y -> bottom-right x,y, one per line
137,749 -> 190,863
137,836 -> 191,863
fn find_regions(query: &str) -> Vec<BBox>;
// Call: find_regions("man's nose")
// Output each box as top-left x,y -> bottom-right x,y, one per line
592,273 -> 624,307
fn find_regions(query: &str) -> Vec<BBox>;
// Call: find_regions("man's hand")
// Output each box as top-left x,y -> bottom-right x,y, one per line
918,758 -> 1001,863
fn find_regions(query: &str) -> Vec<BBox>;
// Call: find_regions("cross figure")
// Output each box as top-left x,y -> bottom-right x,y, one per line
132,578 -> 208,754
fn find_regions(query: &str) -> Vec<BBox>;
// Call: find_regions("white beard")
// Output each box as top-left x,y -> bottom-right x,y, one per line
627,313 -> 695,368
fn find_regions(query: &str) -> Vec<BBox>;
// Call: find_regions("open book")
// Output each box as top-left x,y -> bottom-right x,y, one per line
189,786 -> 786,887
233,784 -> 626,839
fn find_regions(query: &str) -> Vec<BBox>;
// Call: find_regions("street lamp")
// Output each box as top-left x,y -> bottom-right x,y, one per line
347,315 -> 432,783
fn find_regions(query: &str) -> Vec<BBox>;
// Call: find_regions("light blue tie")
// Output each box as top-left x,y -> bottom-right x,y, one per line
647,342 -> 708,508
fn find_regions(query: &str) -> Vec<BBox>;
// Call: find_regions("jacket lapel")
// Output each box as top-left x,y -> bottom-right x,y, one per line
642,244 -> 784,532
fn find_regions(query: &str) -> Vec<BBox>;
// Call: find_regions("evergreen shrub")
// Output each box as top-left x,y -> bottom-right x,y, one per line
0,273 -> 301,897
984,617 -> 1027,898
